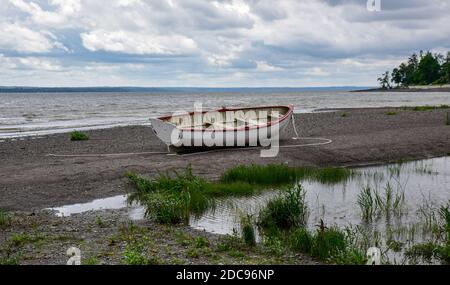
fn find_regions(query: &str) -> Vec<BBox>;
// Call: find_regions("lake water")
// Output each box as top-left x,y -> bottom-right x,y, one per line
1,89 -> 450,138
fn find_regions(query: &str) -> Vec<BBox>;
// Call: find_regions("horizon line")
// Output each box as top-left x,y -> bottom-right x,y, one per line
0,85 -> 373,89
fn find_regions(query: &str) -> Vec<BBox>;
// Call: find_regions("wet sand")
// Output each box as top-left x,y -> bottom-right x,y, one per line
1,107 -> 450,211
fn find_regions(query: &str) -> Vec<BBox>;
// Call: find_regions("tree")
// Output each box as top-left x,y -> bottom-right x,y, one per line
391,67 -> 402,87
388,50 -> 450,87
405,52 -> 420,85
377,71 -> 391,89
416,52 -> 441,84
438,52 -> 450,84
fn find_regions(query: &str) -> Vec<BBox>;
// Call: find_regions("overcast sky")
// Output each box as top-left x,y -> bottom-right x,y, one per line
1,0 -> 450,87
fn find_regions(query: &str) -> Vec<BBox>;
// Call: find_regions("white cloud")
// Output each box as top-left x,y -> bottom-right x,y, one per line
8,0 -> 81,26
306,67 -> 329,76
0,54 -> 62,71
1,0 -> 450,86
80,30 -> 197,55
255,61 -> 283,72
206,42 -> 244,67
0,23 -> 63,53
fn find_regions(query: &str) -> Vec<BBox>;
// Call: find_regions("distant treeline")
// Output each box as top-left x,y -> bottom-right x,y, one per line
378,51 -> 450,89
0,86 -> 365,93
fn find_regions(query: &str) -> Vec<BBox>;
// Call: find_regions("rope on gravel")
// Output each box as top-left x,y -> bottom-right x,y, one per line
46,114 -> 333,158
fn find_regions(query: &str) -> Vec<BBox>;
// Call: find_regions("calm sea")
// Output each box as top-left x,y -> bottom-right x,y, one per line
1,89 -> 449,138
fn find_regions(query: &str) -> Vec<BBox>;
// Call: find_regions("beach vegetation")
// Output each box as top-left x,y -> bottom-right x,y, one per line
220,164 -> 356,185
126,167 -> 213,224
240,214 -> 256,247
95,216 -> 104,227
402,104 -> 450,111
194,236 -> 209,248
215,230 -> 246,253
446,112 -> 450,126
122,245 -> 152,265
357,183 -> 405,221
127,164 -> 355,225
406,202 -> 450,264
83,256 -> 99,265
70,131 -> 89,141
0,255 -> 20,265
287,228 -> 312,253
9,233 -> 44,247
310,227 -> 347,261
341,112 -> 348,117
357,186 -> 376,221
0,209 -> 11,228
386,111 -> 397,116
257,184 -> 308,233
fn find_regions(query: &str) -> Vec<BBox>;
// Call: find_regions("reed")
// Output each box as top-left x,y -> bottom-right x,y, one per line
287,228 -> 312,253
127,166 -> 272,224
310,227 -> 347,261
357,186 -> 375,221
220,164 -> 356,185
126,167 -> 213,224
257,184 -> 309,232
357,183 -> 405,221
239,214 -> 256,247
0,210 -> 10,228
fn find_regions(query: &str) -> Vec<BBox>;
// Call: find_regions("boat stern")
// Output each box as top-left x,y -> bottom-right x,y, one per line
149,118 -> 181,146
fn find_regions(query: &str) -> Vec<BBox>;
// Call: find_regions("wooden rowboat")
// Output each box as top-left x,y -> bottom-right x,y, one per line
150,105 -> 294,148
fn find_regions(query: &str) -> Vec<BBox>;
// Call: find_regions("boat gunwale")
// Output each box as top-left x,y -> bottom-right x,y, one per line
156,105 -> 294,132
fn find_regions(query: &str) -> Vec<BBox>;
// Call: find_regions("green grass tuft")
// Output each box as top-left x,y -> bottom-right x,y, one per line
357,183 -> 405,221
239,214 -> 256,247
406,105 -> 450,111
310,227 -> 347,261
0,210 -> 11,228
257,184 -> 309,233
126,167 -> 213,224
288,228 -> 312,253
221,164 -> 356,185
357,186 -> 375,222
83,256 -> 99,265
127,164 -> 354,225
70,131 -> 89,141
386,111 -> 397,116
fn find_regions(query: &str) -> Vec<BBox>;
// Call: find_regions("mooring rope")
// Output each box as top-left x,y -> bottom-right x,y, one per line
46,114 -> 332,158
279,113 -> 333,148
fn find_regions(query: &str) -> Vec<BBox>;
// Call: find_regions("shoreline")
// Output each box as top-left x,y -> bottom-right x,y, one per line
1,106 -> 450,212
1,105 -> 448,140
2,106 -> 450,265
353,87 -> 450,92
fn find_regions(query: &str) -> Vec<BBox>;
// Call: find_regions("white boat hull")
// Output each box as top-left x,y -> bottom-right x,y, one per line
150,105 -> 293,148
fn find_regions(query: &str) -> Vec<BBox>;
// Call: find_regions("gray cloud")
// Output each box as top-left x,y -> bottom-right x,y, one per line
0,0 -> 449,87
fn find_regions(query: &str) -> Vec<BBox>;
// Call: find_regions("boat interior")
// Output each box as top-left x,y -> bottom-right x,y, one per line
164,106 -> 290,130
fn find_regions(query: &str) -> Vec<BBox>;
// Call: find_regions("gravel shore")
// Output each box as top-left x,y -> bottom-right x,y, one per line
1,107 -> 450,211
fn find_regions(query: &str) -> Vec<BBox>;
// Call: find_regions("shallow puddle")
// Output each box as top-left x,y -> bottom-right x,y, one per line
49,195 -> 129,217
